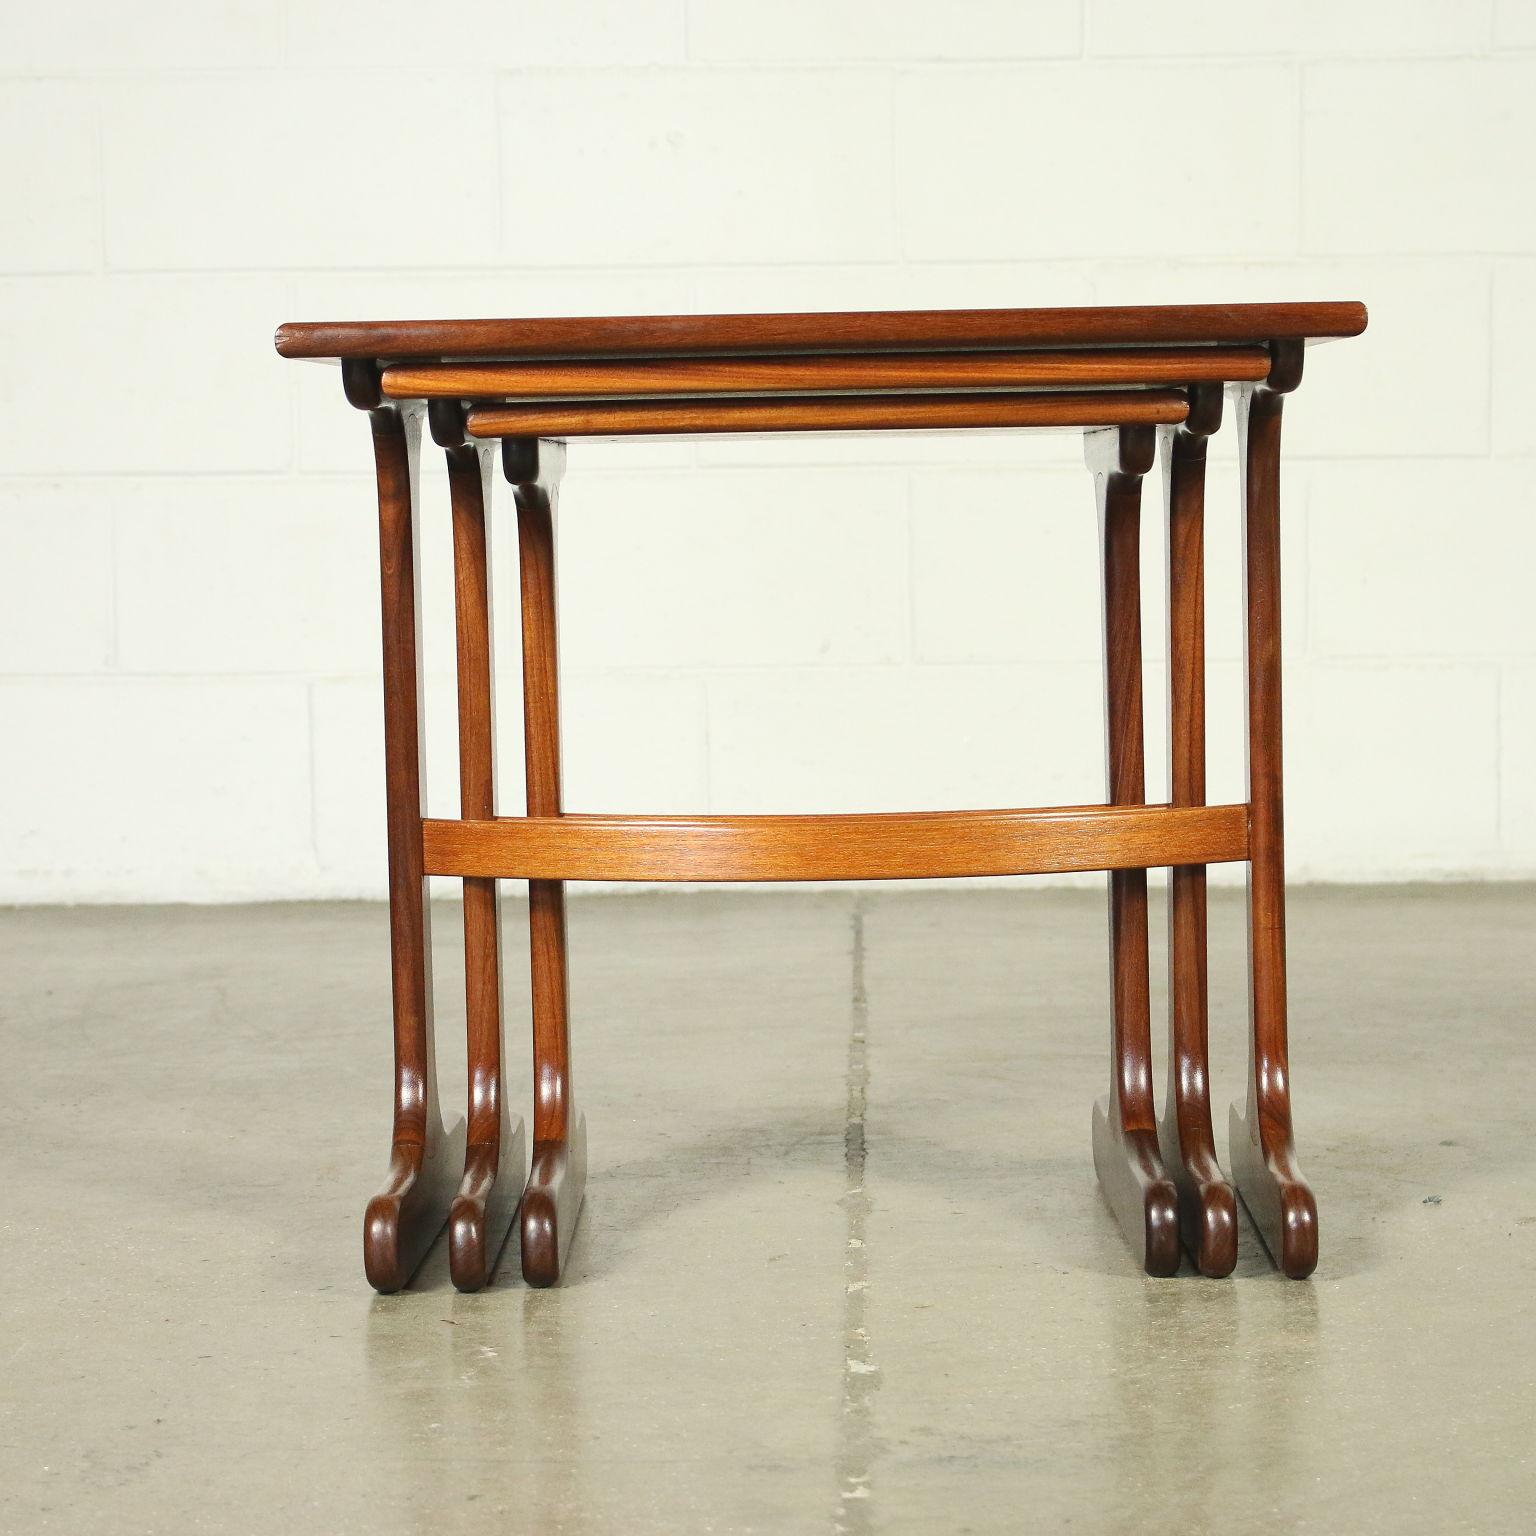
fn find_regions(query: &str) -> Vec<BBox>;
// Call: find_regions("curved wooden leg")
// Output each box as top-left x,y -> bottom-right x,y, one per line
1088,425 -> 1180,1278
521,1075 -> 588,1287
438,411 -> 529,1291
1230,347 -> 1318,1280
1157,387 -> 1238,1278
355,382 -> 464,1293
507,438 -> 587,1287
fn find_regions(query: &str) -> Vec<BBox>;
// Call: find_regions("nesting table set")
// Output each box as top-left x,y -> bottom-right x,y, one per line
275,301 -> 1366,1290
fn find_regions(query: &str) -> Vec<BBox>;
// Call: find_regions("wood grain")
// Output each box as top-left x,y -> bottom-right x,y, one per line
382,346 -> 1272,400
444,434 -> 526,1292
1230,348 -> 1319,1280
1088,425 -> 1180,1278
465,391 -> 1189,439
1156,384 -> 1238,1279
275,301 -> 1368,361
507,439 -> 586,1287
420,803 -> 1249,883
361,402 -> 464,1294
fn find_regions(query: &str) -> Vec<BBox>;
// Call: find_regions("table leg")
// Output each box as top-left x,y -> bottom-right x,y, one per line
507,438 -> 587,1287
437,406 -> 528,1291
356,381 -> 465,1293
1157,385 -> 1238,1277
1230,345 -> 1319,1279
1087,424 -> 1180,1277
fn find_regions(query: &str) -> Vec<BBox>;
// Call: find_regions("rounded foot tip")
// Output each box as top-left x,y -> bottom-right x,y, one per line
363,1196 -> 406,1294
449,1197 -> 489,1293
1196,1182 -> 1239,1278
1279,1185 -> 1319,1279
520,1195 -> 560,1287
1144,1182 -> 1182,1277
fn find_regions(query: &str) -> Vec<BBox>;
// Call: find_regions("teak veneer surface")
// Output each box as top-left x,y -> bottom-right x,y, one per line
420,804 -> 1248,883
276,302 -> 1367,362
381,346 -> 1273,400
465,390 -> 1189,439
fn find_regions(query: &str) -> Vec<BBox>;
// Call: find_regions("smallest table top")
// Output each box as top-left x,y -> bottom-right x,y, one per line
274,301 -> 1368,363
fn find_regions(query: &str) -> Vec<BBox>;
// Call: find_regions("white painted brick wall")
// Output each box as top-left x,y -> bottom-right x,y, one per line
2,0 -> 1534,901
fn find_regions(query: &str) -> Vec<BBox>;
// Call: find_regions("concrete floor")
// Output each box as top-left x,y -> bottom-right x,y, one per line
2,885 -> 1533,1534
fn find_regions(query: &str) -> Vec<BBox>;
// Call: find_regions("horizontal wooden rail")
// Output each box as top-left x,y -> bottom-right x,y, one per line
384,347 -> 1270,401
466,389 -> 1189,439
421,804 -> 1249,883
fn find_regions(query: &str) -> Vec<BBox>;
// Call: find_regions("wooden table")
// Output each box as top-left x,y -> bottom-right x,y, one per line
276,302 -> 1367,1290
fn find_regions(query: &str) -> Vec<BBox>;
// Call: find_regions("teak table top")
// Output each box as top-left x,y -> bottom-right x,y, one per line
274,301 -> 1368,363
279,302 -> 1366,440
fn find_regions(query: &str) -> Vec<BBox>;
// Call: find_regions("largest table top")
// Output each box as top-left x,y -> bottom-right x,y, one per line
275,301 -> 1367,362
